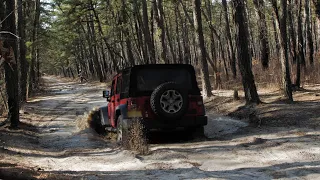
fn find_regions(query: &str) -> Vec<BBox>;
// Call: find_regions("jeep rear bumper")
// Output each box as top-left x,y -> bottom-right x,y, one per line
140,116 -> 208,130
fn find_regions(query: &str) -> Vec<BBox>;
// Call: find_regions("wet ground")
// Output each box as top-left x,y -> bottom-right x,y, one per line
0,76 -> 320,179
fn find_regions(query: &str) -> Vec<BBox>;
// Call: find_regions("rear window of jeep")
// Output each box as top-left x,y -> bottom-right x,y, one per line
136,68 -> 192,92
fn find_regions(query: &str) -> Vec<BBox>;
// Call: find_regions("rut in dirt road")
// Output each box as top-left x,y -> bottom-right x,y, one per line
24,77 -> 111,152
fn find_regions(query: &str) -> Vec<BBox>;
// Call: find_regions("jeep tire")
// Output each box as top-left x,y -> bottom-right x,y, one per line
91,110 -> 106,134
150,82 -> 189,120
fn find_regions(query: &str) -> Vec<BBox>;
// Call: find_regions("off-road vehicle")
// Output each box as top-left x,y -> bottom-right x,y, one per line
98,64 -> 207,142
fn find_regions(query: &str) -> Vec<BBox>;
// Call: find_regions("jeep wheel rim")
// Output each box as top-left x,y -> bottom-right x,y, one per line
160,90 -> 183,114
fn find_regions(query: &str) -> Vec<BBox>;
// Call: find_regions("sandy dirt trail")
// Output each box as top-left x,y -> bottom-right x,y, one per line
1,76 -> 320,179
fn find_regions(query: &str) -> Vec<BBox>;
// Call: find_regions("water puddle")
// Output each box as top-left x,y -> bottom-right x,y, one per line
205,114 -> 248,138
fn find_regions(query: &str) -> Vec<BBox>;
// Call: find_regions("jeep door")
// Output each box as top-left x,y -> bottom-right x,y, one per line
108,75 -> 122,127
114,75 -> 122,112
108,79 -> 116,127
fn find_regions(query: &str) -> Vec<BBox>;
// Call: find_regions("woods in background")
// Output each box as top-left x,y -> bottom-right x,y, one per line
1,0 -> 320,127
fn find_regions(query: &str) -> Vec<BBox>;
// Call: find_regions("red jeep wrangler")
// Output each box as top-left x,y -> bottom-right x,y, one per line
99,64 -> 207,142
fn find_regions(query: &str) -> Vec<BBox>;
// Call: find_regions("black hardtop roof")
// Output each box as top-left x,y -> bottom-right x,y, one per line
114,64 -> 201,95
120,64 -> 195,73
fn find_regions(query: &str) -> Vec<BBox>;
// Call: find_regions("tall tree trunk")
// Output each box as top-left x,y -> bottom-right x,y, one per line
233,0 -> 260,104
247,9 -> 257,60
36,48 -> 40,82
165,18 -> 178,63
288,0 -> 298,63
313,17 -> 318,52
193,0 -> 213,97
86,15 -> 98,76
142,0 -> 156,64
205,0 -> 221,89
153,0 -> 168,63
178,0 -> 195,65
253,0 -> 270,68
181,14 -> 191,64
1,0 -> 20,127
76,43 -> 88,76
17,0 -> 27,103
296,0 -> 305,87
92,9 -> 119,72
133,1 -> 148,64
298,0 -> 306,66
222,0 -> 236,78
272,16 -> 281,56
80,22 -> 95,76
175,3 -> 183,63
87,5 -> 103,82
121,0 -> 135,66
273,0 -> 293,101
28,0 -> 40,95
280,0 -> 293,101
220,42 -> 229,80
305,0 -> 314,64
98,40 -> 107,79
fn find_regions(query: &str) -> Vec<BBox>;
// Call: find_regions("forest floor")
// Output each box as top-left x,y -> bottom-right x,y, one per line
0,76 -> 320,180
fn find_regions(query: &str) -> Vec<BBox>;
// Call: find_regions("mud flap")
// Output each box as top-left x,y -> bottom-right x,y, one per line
99,105 -> 109,126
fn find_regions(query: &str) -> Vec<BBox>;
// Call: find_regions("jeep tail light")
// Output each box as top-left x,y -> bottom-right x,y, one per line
197,99 -> 205,115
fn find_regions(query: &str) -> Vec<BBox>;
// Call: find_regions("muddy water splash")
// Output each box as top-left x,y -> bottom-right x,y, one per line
76,113 -> 90,131
76,107 -> 100,131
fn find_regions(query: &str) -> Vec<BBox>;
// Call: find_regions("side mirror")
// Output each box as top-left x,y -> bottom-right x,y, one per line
103,90 -> 110,98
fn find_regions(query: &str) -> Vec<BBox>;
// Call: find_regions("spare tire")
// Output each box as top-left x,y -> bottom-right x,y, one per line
150,82 -> 189,120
